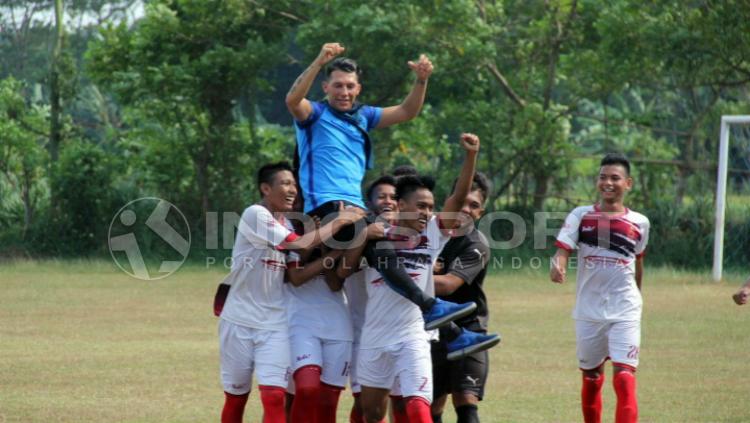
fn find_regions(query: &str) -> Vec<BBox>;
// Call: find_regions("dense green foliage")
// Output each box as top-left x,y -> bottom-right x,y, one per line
1,0 -> 749,269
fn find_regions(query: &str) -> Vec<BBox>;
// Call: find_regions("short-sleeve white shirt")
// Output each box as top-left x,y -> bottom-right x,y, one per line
359,217 -> 450,349
556,204 -> 650,322
220,204 -> 297,331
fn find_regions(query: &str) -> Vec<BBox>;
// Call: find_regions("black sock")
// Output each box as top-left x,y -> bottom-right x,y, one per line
431,413 -> 443,423
439,322 -> 463,343
456,404 -> 479,423
363,239 -> 436,312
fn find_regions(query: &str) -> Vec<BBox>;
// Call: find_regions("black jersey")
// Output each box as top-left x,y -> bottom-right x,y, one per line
436,229 -> 490,332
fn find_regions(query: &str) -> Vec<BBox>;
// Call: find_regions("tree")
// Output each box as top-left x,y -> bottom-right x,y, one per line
87,0 -> 301,218
0,77 -> 49,238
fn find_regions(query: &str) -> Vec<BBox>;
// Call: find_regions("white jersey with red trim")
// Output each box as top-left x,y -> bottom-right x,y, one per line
556,204 -> 650,322
284,260 -> 353,341
359,216 -> 450,349
220,204 -> 298,331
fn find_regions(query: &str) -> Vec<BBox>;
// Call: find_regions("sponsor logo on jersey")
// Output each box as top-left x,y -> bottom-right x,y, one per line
296,354 -> 311,362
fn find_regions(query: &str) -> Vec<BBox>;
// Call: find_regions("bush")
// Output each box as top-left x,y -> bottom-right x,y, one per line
32,141 -> 116,256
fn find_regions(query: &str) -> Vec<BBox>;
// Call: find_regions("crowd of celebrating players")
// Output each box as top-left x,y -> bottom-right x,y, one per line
212,43 -> 654,423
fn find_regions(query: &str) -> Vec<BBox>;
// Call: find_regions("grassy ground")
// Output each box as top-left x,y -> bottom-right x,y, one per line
0,260 -> 748,422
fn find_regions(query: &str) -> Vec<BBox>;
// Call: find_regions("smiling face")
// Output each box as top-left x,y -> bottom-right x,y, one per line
369,183 -> 398,221
459,189 -> 486,223
260,170 -> 297,213
397,188 -> 434,233
323,70 -> 361,112
597,164 -> 632,206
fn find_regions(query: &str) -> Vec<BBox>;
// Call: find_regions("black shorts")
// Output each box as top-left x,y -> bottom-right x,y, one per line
307,200 -> 369,245
431,340 -> 489,400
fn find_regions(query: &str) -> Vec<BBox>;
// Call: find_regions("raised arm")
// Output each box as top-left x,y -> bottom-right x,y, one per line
286,43 -> 345,121
439,133 -> 480,229
376,54 -> 434,129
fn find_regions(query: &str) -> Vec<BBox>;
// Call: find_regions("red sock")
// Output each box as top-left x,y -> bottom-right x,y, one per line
405,396 -> 432,423
389,395 -> 409,423
291,365 -> 322,423
222,392 -> 248,423
613,369 -> 638,423
581,372 -> 604,423
318,383 -> 342,423
350,393 -> 363,423
259,385 -> 286,423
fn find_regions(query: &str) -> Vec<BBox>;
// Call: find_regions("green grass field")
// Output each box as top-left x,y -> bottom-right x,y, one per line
1,260 -> 748,422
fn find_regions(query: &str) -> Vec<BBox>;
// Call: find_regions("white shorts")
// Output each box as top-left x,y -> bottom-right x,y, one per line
357,339 -> 432,402
289,332 -> 352,390
576,319 -> 641,370
349,342 -> 400,396
219,319 -> 291,395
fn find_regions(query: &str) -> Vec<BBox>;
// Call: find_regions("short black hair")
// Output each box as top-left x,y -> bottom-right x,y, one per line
451,172 -> 492,205
396,175 -> 436,201
391,165 -> 418,178
600,153 -> 631,176
257,161 -> 293,196
326,57 -> 361,79
366,175 -> 397,202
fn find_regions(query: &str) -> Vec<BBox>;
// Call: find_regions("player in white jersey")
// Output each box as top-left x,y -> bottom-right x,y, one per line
338,174 -> 399,423
336,133 -> 484,423
283,242 -> 359,423
550,154 -> 650,423
214,162 -> 365,423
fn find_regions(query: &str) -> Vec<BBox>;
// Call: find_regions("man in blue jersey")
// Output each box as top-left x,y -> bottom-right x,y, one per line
285,42 -> 474,331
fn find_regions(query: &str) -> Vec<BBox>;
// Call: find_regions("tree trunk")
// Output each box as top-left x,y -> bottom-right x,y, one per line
21,163 -> 34,239
533,171 -> 550,211
49,0 -> 65,163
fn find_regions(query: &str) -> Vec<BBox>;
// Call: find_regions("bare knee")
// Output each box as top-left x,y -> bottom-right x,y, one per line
582,364 -> 604,379
431,394 -> 448,416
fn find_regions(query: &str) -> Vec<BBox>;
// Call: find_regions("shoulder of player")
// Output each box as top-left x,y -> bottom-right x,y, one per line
625,209 -> 650,224
460,230 -> 490,254
571,204 -> 596,215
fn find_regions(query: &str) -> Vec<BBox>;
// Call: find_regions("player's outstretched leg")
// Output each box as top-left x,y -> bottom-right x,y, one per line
613,365 -> 637,423
581,369 -> 604,423
439,324 -> 501,361
363,239 -> 476,330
